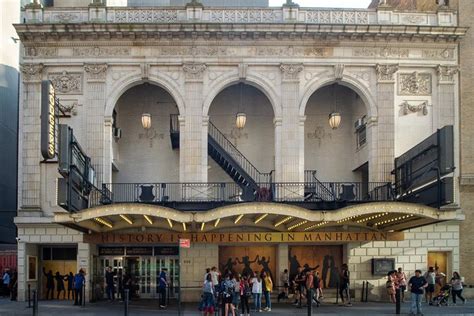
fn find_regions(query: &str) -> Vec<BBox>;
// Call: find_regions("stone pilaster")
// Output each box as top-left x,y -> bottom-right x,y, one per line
84,63 -> 108,184
181,63 -> 207,183
436,65 -> 459,127
372,64 -> 398,182
19,63 -> 43,210
278,63 -> 303,183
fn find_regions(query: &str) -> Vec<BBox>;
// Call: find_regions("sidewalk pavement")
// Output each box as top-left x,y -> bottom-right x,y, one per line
0,298 -> 473,316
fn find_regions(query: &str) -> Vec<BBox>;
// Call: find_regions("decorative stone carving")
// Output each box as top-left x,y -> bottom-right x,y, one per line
20,63 -> 43,82
238,64 -> 248,80
436,0 -> 449,7
209,9 -> 281,23
84,63 -> 108,81
437,65 -> 459,84
422,48 -> 455,60
398,72 -> 432,96
376,64 -> 398,82
353,47 -> 409,58
138,128 -> 164,148
182,63 -> 207,81
48,71 -> 83,94
402,15 -> 427,24
113,9 -> 178,23
73,47 -> 131,57
305,10 -> 368,24
399,101 -> 429,116
334,64 -> 345,80
280,63 -> 304,80
24,47 -> 57,57
307,126 -> 332,147
58,101 -> 80,116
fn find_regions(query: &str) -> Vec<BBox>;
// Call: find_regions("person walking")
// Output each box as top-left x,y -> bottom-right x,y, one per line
42,268 -> 55,300
222,273 -> 236,316
294,266 -> 306,307
105,267 -> 115,301
408,269 -> 427,316
158,268 -> 168,309
232,274 -> 241,314
424,267 -> 436,304
262,271 -> 273,311
210,267 -> 220,295
251,273 -> 262,312
202,273 -> 215,316
9,271 -> 17,301
396,267 -> 407,302
451,271 -> 466,305
305,270 -> 314,307
54,272 -> 66,299
240,275 -> 251,316
73,269 -> 85,306
117,269 -> 123,301
2,269 -> 10,298
339,263 -> 351,306
386,271 -> 396,303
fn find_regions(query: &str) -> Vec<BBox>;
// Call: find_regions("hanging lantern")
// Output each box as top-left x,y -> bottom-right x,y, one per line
328,112 -> 341,130
141,113 -> 152,129
236,112 -> 247,129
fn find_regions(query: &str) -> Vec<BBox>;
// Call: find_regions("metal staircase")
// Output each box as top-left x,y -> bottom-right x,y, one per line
170,115 -> 272,199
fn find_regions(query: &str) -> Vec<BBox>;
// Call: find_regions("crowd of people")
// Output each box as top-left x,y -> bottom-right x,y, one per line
198,263 -> 353,316
385,267 -> 467,316
1,268 -> 17,301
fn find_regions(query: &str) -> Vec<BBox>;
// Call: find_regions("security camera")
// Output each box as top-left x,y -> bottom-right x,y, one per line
15,237 -> 21,242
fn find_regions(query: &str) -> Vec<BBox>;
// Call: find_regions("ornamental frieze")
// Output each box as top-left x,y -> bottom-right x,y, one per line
182,63 -> 207,81
24,47 -> 57,57
48,71 -> 83,94
376,64 -> 399,82
84,63 -> 108,81
421,48 -> 455,60
20,63 -> 43,82
280,63 -> 304,81
353,47 -> 409,58
398,72 -> 432,96
72,46 -> 131,57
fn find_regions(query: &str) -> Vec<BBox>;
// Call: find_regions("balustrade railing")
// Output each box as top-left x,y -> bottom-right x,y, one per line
90,181 -> 393,208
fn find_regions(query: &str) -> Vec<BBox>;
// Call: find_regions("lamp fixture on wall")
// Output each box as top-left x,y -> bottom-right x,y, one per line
328,84 -> 342,130
235,82 -> 247,129
141,113 -> 151,129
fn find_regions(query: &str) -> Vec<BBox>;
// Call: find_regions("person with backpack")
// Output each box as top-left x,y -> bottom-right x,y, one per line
73,269 -> 85,306
222,273 -> 236,316
240,275 -> 251,316
251,273 -> 262,312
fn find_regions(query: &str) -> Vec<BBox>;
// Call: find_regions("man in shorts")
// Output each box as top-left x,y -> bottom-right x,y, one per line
424,267 -> 436,304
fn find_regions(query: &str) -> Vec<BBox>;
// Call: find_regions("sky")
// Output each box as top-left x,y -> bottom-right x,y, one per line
268,0 -> 373,8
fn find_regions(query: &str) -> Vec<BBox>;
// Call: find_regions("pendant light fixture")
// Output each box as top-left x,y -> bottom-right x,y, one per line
141,83 -> 152,129
235,82 -> 247,129
328,84 -> 342,130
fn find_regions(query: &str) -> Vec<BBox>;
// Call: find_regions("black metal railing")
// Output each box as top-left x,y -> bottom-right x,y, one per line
90,181 -> 393,207
208,121 -> 272,184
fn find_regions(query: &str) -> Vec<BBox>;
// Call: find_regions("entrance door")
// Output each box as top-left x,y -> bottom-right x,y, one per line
124,257 -> 154,299
428,251 -> 449,288
156,257 -> 179,298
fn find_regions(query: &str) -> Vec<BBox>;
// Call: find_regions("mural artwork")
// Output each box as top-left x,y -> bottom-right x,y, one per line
289,246 -> 343,288
219,246 -> 276,280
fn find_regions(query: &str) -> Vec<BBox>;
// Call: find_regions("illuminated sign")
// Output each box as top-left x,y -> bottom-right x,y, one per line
41,80 -> 59,160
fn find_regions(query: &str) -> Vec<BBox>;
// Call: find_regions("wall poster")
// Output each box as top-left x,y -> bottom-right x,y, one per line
289,246 -> 343,289
27,256 -> 37,281
219,246 -> 276,281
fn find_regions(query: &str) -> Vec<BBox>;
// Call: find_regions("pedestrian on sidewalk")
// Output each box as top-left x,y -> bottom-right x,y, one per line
396,267 -> 407,302
251,273 -> 262,312
451,271 -> 466,305
73,269 -> 85,306
65,272 -> 75,301
42,268 -> 55,300
408,269 -> 427,316
240,275 -> 251,316
2,269 -> 10,298
339,263 -> 351,306
202,273 -> 215,316
105,267 -> 115,301
262,271 -> 273,311
424,267 -> 436,304
158,268 -> 168,309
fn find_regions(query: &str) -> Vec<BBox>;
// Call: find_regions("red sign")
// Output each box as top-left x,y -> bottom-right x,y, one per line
179,239 -> 191,248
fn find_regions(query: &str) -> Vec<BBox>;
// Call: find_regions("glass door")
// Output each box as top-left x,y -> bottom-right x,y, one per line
139,257 -> 153,298
155,256 -> 179,299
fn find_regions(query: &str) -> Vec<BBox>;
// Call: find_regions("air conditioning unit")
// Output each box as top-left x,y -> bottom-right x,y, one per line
113,127 -> 122,139
354,117 -> 366,130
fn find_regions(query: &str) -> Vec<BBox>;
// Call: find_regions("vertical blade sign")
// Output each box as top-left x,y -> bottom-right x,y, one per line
41,80 -> 58,160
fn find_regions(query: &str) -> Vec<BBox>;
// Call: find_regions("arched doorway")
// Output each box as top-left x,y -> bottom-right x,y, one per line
304,83 -> 369,183
112,83 -> 180,184
207,83 -> 275,184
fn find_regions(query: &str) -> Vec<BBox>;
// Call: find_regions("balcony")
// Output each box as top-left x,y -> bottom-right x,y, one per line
91,181 -> 393,211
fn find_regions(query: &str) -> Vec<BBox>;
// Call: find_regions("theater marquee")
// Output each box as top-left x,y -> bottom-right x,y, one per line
84,231 -> 404,244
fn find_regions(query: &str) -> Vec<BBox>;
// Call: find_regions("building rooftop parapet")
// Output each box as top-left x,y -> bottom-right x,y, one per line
21,5 -> 458,27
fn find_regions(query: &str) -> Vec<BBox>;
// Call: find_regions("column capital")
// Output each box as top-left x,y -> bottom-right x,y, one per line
273,116 -> 283,126
280,63 -> 304,81
84,63 -> 108,82
20,63 -> 43,82
437,65 -> 459,84
376,64 -> 398,83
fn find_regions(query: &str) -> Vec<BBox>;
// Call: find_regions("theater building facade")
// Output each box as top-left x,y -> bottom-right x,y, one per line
14,0 -> 466,302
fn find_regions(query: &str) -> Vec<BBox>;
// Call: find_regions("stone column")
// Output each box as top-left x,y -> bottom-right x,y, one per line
278,64 -> 304,183
277,244 -> 289,288
371,64 -> 398,182
18,63 -> 43,211
180,63 -> 207,183
436,65 -> 459,127
77,241 -> 93,302
83,63 -> 108,185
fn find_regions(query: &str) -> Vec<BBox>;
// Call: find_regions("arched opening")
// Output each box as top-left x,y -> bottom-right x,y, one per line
207,83 -> 275,183
112,83 -> 180,184
304,83 -> 369,185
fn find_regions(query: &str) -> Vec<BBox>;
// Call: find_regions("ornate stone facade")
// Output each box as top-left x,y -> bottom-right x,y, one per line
48,71 -> 83,94
398,72 -> 432,96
